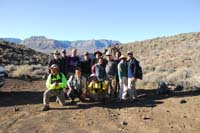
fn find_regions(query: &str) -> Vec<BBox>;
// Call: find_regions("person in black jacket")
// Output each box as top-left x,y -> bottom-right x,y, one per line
48,50 -> 62,73
127,51 -> 141,101
91,51 -> 102,66
81,52 -> 92,79
60,49 -> 69,78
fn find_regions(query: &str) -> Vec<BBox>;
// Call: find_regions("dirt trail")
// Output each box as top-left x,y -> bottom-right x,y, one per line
0,79 -> 200,133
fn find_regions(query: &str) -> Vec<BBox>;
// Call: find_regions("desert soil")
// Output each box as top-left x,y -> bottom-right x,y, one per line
0,79 -> 200,133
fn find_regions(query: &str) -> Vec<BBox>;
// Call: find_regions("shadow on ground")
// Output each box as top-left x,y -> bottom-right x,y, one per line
0,89 -> 200,108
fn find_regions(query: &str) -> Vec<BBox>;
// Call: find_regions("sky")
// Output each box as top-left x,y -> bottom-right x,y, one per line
0,0 -> 200,43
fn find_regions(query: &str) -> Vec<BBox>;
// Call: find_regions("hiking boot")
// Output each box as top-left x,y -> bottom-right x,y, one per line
56,99 -> 65,106
69,100 -> 77,105
41,105 -> 50,111
129,97 -> 138,102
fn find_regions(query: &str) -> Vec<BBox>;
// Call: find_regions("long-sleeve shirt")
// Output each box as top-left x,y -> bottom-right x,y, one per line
105,60 -> 117,77
118,61 -> 128,80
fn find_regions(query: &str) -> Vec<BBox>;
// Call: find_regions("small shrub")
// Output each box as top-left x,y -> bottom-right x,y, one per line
12,65 -> 32,77
155,66 -> 166,72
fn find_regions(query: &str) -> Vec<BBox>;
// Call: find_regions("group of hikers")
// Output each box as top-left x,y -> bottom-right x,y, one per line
42,48 -> 142,111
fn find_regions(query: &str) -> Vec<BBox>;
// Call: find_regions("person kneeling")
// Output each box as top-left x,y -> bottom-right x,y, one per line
87,74 -> 109,101
67,67 -> 87,103
42,64 -> 67,111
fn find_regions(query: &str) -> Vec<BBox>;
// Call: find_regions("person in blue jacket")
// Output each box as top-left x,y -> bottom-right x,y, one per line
127,51 -> 140,101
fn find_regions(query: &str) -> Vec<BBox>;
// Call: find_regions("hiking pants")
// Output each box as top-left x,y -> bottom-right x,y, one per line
43,89 -> 65,106
67,89 -> 85,101
118,77 -> 128,99
127,78 -> 137,99
105,76 -> 116,98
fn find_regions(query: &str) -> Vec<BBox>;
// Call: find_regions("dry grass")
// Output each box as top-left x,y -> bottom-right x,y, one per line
5,65 -> 48,79
111,32 -> 200,90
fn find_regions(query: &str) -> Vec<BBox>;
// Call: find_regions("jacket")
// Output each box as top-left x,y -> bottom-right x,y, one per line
95,64 -> 106,81
127,58 -> 140,78
88,81 -> 107,95
46,72 -> 67,90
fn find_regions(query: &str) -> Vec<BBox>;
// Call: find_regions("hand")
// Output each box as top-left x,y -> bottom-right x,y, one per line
53,82 -> 58,87
69,87 -> 72,91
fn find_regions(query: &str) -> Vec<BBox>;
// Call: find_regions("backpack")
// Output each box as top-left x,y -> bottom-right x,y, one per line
136,60 -> 143,80
156,81 -> 170,95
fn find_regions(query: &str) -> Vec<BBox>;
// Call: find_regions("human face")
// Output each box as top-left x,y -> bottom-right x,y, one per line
95,53 -> 101,58
84,54 -> 89,60
98,58 -> 103,65
115,52 -> 121,58
54,53 -> 59,59
127,53 -> 133,60
75,69 -> 81,77
50,68 -> 58,75
72,49 -> 77,57
92,77 -> 98,82
61,52 -> 66,57
106,55 -> 112,61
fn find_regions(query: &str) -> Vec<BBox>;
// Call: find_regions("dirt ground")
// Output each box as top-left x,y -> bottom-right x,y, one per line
0,79 -> 200,133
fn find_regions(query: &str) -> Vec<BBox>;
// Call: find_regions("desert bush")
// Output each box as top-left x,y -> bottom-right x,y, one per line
12,65 -> 33,77
143,65 -> 156,74
166,67 -> 192,82
166,67 -> 200,90
6,65 -> 48,79
142,72 -> 168,88
4,65 -> 16,72
155,66 -> 166,72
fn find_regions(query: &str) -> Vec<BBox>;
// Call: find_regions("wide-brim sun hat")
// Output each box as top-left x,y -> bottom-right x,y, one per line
105,51 -> 112,56
119,55 -> 127,59
54,50 -> 60,55
94,51 -> 102,56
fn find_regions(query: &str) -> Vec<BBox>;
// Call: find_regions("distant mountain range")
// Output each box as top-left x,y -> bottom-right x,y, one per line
0,36 -> 120,53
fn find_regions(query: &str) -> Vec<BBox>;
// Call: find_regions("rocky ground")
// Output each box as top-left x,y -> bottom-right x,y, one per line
0,79 -> 200,133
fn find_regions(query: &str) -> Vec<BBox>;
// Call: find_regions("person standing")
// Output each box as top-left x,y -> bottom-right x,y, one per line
48,50 -> 62,73
127,51 -> 140,101
113,51 -> 121,97
91,51 -> 102,66
95,57 -> 106,82
105,51 -> 117,98
60,49 -> 69,78
42,64 -> 67,111
117,55 -> 128,101
81,52 -> 92,79
68,49 -> 81,76
114,51 -> 121,64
